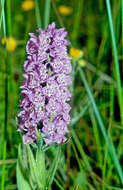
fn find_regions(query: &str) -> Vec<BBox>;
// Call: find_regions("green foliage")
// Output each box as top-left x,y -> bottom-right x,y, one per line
16,161 -> 32,190
0,0 -> 123,189
46,146 -> 61,188
17,144 -> 46,190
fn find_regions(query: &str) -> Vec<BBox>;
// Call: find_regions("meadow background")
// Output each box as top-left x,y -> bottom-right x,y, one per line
0,0 -> 123,189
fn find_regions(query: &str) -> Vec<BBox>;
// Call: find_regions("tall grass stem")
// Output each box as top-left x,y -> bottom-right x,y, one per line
106,0 -> 123,125
72,0 -> 83,44
1,0 -> 6,37
121,0 -> 123,71
35,0 -> 41,28
6,0 -> 11,35
1,141 -> 7,190
44,0 -> 51,29
79,67 -> 123,184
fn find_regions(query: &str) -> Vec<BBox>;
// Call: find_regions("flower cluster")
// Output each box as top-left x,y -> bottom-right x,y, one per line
18,22 -> 72,145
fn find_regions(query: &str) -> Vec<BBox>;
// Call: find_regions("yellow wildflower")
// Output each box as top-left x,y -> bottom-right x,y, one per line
58,5 -> 72,16
70,48 -> 83,59
1,37 -> 17,52
21,0 -> 34,11
78,59 -> 86,67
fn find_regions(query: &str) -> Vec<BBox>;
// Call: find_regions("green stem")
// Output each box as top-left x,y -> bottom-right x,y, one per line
72,0 -> 83,44
1,0 -> 7,140
35,0 -> 41,28
71,128 -> 98,187
46,146 -> 61,188
44,0 -> 51,29
1,2 -> 8,188
71,141 -> 83,171
4,56 -> 8,139
121,0 -> 123,78
0,0 -> 5,32
1,0 -> 6,37
54,178 -> 65,190
110,84 -> 114,119
102,145 -> 108,190
1,141 -> 7,190
6,0 -> 11,35
71,129 -> 92,172
79,67 -> 123,184
89,108 -> 102,164
36,149 -> 46,189
106,0 -> 123,125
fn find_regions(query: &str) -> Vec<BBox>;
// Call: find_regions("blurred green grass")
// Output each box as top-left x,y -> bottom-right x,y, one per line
0,0 -> 123,189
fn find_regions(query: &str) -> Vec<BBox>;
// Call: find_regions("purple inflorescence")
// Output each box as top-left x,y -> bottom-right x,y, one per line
18,22 -> 72,145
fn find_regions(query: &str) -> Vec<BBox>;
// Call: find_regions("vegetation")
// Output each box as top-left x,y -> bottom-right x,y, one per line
0,0 -> 123,189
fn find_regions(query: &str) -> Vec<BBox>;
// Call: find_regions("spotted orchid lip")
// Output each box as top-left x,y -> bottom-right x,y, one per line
18,22 -> 72,145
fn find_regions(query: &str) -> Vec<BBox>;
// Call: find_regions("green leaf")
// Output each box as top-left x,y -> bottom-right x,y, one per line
72,0 -> 83,43
106,0 -> 123,125
0,0 -> 6,37
54,178 -> 65,190
17,144 -> 35,189
18,145 -> 29,180
44,0 -> 51,29
1,140 -> 7,190
16,160 -> 32,190
26,145 -> 44,190
36,149 -> 46,188
35,0 -> 41,28
46,146 -> 61,188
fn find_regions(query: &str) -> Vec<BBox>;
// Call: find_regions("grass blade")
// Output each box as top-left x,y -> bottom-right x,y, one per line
122,0 -> 123,37
0,0 -> 5,32
71,129 -> 92,172
79,67 -> 123,184
1,0 -> 6,37
54,178 -> 65,190
1,141 -> 6,190
35,0 -> 41,28
1,0 -> 8,142
6,0 -> 11,35
122,0 -> 123,59
106,0 -> 123,125
72,101 -> 90,125
44,0 -> 51,29
89,108 -> 102,163
16,160 -> 32,190
71,129 -> 98,188
46,146 -> 61,188
26,145 -> 44,189
72,0 -> 83,44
